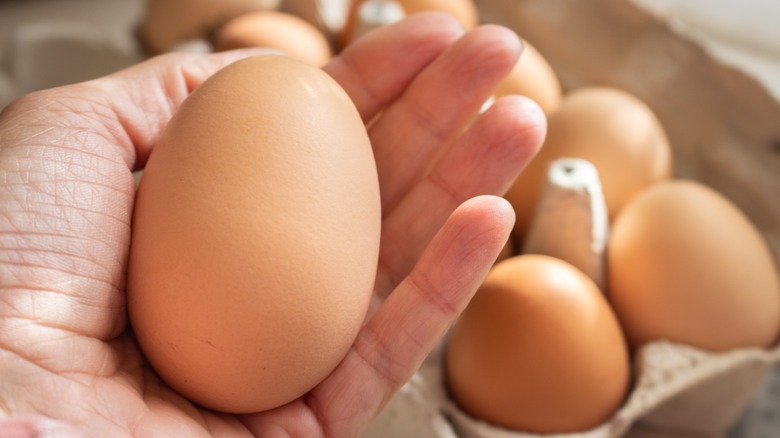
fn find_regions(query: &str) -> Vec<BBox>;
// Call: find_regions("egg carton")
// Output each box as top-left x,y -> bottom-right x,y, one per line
367,0 -> 780,436
364,341 -> 780,438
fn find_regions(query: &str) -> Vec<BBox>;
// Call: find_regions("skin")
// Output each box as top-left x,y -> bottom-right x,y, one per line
0,13 -> 545,438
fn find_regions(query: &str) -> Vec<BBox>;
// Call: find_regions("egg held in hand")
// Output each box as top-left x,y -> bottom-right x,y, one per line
445,255 -> 631,433
127,55 -> 381,413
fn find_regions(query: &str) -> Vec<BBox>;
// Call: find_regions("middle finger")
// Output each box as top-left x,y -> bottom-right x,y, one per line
369,25 -> 523,216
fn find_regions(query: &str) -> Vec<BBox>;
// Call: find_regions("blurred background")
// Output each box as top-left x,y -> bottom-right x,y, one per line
2,0 -> 780,107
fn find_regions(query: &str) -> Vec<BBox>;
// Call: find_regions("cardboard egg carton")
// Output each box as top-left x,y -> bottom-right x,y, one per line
368,0 -> 780,436
365,342 -> 780,438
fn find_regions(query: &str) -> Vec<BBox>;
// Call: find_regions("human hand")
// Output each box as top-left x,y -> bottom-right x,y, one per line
0,12 -> 545,438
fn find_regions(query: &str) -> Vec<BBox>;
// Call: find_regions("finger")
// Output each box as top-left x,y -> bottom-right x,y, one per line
249,196 -> 514,438
323,12 -> 465,123
327,197 -> 513,436
376,96 -> 546,297
0,48 -> 277,171
369,25 -> 523,215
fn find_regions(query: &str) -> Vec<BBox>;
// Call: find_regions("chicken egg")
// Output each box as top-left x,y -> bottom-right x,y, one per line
504,86 -> 672,243
127,55 -> 381,413
446,255 -> 630,433
608,180 -> 780,351
494,40 -> 562,116
212,11 -> 333,67
139,0 -> 280,54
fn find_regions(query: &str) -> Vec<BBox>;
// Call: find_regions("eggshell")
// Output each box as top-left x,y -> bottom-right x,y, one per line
212,11 -> 332,67
504,86 -> 672,243
127,55 -> 381,413
138,0 -> 280,54
494,40 -> 562,116
608,180 -> 780,352
445,255 -> 631,433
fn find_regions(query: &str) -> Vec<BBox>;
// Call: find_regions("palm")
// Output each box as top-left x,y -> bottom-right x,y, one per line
0,14 -> 544,438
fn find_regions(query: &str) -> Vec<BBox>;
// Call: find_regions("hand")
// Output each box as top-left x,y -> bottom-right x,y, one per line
0,12 -> 545,438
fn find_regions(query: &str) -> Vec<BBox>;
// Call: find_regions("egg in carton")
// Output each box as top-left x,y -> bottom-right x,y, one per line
366,155 -> 779,438
354,0 -> 780,437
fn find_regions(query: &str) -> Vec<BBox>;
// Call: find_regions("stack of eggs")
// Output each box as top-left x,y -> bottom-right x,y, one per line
129,0 -> 780,435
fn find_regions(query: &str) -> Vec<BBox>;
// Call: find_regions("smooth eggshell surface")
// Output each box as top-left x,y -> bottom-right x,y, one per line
212,11 -> 332,67
445,255 -> 630,433
608,180 -> 780,351
127,55 -> 381,413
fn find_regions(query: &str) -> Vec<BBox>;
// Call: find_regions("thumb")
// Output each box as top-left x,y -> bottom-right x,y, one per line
0,48 -> 278,344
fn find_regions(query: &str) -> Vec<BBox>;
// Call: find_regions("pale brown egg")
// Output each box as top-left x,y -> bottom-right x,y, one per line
608,180 -> 780,351
446,255 -> 630,433
504,86 -> 672,243
494,40 -> 562,116
127,55 -> 381,413
212,11 -> 332,67
139,0 -> 280,55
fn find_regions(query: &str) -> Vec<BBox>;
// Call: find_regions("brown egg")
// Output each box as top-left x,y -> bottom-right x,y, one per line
446,255 -> 630,433
494,40 -> 562,116
127,55 -> 381,413
212,11 -> 332,67
342,0 -> 478,47
504,86 -> 672,243
139,0 -> 280,55
608,180 -> 780,351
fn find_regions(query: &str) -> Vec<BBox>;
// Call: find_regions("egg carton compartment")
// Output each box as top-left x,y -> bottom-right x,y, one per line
365,341 -> 780,438
1,0 -> 779,436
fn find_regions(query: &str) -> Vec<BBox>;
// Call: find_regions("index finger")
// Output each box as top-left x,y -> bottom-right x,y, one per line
323,12 -> 465,123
